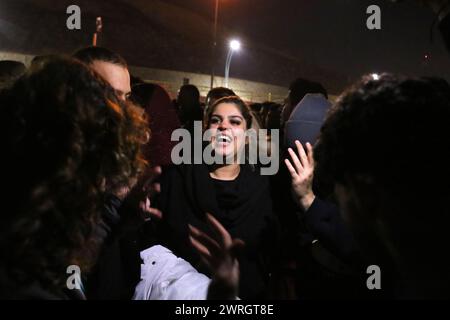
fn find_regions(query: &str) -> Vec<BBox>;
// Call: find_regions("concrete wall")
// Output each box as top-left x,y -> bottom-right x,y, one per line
0,52 -> 35,66
1,50 -> 288,103
130,66 -> 289,103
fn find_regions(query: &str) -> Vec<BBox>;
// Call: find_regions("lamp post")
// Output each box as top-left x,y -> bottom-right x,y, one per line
224,39 -> 240,88
210,0 -> 219,89
92,17 -> 102,46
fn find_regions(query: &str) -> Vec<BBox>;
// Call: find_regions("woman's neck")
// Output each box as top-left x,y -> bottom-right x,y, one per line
209,164 -> 240,181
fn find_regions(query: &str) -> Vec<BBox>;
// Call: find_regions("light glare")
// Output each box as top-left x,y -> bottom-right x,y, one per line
230,39 -> 241,51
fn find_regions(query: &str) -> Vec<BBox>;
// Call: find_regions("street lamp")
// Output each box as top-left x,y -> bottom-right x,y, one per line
210,0 -> 220,89
224,39 -> 241,88
92,17 -> 102,46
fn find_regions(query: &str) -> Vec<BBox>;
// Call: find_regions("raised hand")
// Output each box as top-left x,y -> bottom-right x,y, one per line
284,140 -> 316,211
120,165 -> 163,223
189,213 -> 244,300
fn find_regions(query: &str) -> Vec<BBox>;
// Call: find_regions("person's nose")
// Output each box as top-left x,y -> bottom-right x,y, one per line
218,119 -> 230,131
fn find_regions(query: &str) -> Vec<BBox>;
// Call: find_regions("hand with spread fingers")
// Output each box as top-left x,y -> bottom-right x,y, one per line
119,165 -> 163,232
127,165 -> 163,220
284,140 -> 316,211
189,213 -> 244,300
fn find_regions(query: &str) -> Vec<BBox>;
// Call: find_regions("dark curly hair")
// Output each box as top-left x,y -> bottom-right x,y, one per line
0,56 -> 147,293
314,74 -> 450,208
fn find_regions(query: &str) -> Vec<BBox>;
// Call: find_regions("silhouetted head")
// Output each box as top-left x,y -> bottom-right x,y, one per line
74,46 -> 130,102
177,84 -> 202,123
281,78 -> 327,126
315,74 -> 450,297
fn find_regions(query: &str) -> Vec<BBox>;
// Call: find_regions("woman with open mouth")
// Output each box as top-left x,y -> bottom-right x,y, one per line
156,96 -> 280,300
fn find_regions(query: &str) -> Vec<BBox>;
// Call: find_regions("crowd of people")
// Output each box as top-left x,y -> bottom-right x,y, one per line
0,1 -> 450,300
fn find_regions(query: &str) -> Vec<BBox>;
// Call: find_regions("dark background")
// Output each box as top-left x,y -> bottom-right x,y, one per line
0,0 -> 448,93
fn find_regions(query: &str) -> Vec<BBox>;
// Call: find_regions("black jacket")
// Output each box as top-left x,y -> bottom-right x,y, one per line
157,164 -> 280,299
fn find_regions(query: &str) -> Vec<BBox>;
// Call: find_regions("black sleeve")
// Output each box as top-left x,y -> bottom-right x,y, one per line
302,197 -> 360,264
261,180 -> 282,271
86,193 -> 159,299
98,193 -> 123,243
85,193 -> 124,299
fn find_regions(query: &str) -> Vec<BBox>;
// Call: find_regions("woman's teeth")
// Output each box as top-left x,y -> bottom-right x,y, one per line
217,134 -> 232,144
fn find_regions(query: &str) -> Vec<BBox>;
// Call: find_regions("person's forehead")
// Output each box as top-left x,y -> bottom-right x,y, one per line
212,103 -> 243,116
90,60 -> 130,92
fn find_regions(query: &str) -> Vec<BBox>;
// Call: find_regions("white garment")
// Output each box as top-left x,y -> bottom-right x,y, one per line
133,245 -> 211,300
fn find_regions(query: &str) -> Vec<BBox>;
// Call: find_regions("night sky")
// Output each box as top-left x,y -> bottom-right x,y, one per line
164,0 -> 450,82
1,0 -> 449,91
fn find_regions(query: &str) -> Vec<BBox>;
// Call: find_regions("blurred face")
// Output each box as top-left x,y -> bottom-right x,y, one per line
90,61 -> 131,102
208,102 -> 247,161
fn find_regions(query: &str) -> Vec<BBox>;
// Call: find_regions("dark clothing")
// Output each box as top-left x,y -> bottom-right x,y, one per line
0,271 -> 73,300
85,194 -> 124,299
158,164 -> 280,299
85,194 -> 158,300
269,159 -> 379,299
303,197 -> 360,265
299,197 -> 396,299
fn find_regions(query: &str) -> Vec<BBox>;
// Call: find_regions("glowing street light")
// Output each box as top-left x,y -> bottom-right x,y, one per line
229,39 -> 241,51
224,39 -> 241,88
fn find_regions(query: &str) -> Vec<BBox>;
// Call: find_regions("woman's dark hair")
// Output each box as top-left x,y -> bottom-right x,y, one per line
0,56 -> 147,292
314,73 -> 450,203
205,87 -> 236,113
205,95 -> 252,130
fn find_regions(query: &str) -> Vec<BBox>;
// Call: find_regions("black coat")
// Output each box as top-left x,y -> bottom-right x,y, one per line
157,164 -> 280,299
